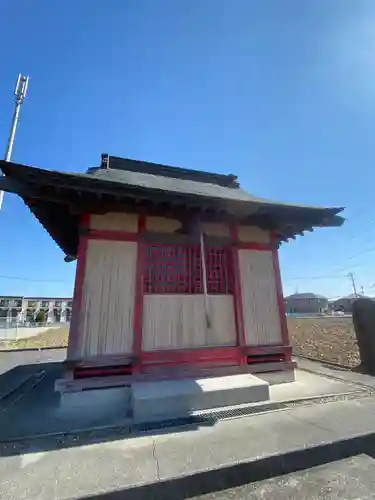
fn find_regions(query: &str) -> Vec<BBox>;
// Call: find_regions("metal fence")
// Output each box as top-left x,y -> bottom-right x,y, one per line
0,319 -> 69,342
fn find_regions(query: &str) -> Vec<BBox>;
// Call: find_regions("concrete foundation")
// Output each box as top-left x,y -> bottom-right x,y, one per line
58,386 -> 132,422
131,373 -> 270,424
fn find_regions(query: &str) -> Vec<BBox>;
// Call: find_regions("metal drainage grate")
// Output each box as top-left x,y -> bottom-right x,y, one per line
132,389 -> 374,433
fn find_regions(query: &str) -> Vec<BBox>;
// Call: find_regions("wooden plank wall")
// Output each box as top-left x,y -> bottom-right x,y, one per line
76,215 -> 277,357
238,249 -> 282,346
142,295 -> 236,351
78,240 -> 137,357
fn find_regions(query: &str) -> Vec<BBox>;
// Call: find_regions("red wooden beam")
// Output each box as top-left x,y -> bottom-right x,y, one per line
230,224 -> 247,363
74,366 -> 133,378
245,345 -> 292,356
247,355 -> 285,364
87,229 -> 137,242
67,214 -> 89,360
69,345 -> 291,377
141,345 -> 290,368
271,232 -> 291,361
141,346 -> 241,365
237,242 -> 273,251
83,226 -> 272,253
132,215 -> 146,369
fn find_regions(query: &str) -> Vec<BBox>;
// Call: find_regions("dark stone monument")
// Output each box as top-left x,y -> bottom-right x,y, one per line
352,297 -> 375,374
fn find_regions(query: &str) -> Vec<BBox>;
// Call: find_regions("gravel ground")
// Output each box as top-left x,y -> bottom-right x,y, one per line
288,316 -> 360,368
0,318 -> 361,369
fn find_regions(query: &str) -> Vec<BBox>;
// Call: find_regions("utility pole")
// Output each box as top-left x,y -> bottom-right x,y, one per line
348,272 -> 358,297
0,74 -> 29,210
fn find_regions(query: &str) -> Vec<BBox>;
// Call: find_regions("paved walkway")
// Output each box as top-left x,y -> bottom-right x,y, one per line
294,356 -> 375,389
0,366 -> 367,442
2,383 -> 375,498
1,356 -> 375,499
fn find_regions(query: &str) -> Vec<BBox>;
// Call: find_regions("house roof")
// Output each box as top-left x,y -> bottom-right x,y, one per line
0,155 -> 345,258
0,296 -> 24,300
285,293 -> 328,300
333,293 -> 366,301
25,297 -> 72,301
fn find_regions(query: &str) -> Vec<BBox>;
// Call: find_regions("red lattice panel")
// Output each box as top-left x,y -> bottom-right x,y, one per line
143,243 -> 233,295
205,247 -> 233,294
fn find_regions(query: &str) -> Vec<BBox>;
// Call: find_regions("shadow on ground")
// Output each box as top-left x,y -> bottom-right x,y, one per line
294,352 -> 366,375
319,361 -> 369,375
75,434 -> 375,500
0,361 -> 216,458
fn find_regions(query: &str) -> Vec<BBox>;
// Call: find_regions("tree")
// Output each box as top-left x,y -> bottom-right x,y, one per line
35,310 -> 46,324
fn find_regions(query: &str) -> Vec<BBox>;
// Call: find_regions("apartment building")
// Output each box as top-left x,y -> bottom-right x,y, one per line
0,296 -> 23,323
0,296 -> 72,324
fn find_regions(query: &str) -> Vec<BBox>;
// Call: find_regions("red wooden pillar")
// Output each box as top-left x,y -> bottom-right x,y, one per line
230,224 -> 246,365
132,215 -> 146,370
67,214 -> 89,360
271,232 -> 291,361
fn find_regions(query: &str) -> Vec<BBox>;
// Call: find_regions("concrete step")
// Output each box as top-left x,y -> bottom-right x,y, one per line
131,373 -> 270,424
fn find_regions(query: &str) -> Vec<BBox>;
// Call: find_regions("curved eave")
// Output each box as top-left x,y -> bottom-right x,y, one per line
0,161 -> 346,256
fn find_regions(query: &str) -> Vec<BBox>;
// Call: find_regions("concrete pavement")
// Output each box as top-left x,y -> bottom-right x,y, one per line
2,395 -> 375,499
0,348 -> 66,403
0,367 -> 369,443
0,348 -> 66,376
294,355 -> 375,389
2,355 -> 375,498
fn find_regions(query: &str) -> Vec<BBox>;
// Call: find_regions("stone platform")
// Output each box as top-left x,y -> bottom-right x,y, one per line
131,373 -> 270,423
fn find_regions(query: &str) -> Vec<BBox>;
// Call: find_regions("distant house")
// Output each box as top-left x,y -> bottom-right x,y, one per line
284,293 -> 328,314
332,293 -> 370,313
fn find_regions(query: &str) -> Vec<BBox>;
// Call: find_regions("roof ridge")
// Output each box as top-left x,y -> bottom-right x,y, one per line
97,154 -> 240,188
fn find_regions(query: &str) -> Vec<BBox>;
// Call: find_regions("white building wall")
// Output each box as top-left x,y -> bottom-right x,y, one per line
238,226 -> 270,243
90,213 -> 138,232
238,249 -> 282,346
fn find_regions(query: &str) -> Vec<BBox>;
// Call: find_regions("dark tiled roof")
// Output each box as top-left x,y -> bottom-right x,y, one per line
93,155 -> 240,187
1,156 -> 345,213
25,297 -> 72,300
0,296 -> 24,299
83,165 -> 271,204
0,155 -> 346,257
77,155 -> 343,212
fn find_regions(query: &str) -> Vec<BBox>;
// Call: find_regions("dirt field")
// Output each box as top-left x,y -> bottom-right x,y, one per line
0,317 -> 360,368
288,316 -> 360,368
0,326 -> 69,350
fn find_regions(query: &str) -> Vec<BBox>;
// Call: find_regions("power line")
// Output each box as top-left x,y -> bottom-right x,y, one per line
283,274 -> 347,281
283,238 -> 375,281
345,245 -> 375,261
0,274 -> 70,283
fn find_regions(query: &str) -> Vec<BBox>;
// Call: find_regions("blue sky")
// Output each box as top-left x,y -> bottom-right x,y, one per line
0,0 -> 374,299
